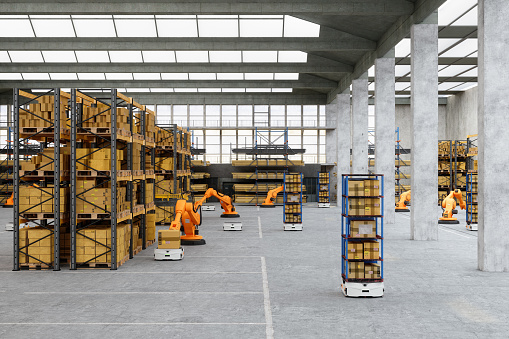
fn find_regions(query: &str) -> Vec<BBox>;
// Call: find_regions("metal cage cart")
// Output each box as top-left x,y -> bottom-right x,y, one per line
283,172 -> 303,231
341,174 -> 384,297
317,171 -> 330,208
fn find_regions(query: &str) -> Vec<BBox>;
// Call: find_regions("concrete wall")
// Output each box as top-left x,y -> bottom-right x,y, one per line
445,86 -> 478,140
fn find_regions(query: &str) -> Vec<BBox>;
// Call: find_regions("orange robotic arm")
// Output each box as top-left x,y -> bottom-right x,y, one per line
440,189 -> 465,219
170,199 -> 205,245
396,190 -> 411,208
194,188 -> 239,218
262,185 -> 284,207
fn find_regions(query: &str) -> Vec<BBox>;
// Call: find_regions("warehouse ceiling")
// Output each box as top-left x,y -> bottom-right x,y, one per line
0,0 -> 478,105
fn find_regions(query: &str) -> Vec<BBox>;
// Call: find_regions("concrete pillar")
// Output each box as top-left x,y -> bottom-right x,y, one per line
410,14 -> 438,240
375,51 -> 396,224
351,72 -> 369,173
478,0 -> 509,272
325,100 -> 338,204
336,91 -> 351,205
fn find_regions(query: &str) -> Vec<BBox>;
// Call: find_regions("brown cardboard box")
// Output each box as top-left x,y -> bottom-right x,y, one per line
348,180 -> 364,197
363,241 -> 380,260
158,229 -> 181,249
364,179 -> 380,196
365,198 -> 381,216
364,263 -> 381,279
350,220 -> 376,238
348,198 -> 365,216
347,242 -> 363,260
346,261 -> 365,279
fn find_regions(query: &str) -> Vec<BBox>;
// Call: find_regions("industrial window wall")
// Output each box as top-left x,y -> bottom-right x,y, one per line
155,104 -> 328,164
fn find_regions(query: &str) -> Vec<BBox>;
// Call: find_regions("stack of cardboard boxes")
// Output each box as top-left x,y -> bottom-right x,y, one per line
19,186 -> 68,214
157,229 -> 181,250
19,95 -> 68,129
76,224 -> 130,264
76,148 -> 124,172
347,179 -> 381,216
146,213 -> 156,243
76,185 -> 128,214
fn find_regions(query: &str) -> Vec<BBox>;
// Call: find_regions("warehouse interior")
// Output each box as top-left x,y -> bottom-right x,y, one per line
1,0 -> 509,338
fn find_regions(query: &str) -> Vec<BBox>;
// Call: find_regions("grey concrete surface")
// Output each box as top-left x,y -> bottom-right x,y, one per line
375,53 -> 396,224
478,0 -> 509,272
1,204 -> 509,338
351,73 -> 369,174
410,21 -> 439,241
445,87 -> 478,140
326,99 -> 338,203
336,92 -> 351,205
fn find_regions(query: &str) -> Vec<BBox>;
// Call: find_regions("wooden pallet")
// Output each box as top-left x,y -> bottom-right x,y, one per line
77,209 -> 132,221
76,170 -> 131,179
19,170 -> 70,178
20,213 -> 67,220
133,245 -> 143,255
20,127 -> 70,136
132,133 -> 145,143
156,145 -> 174,150
145,239 -> 155,247
20,263 -> 52,270
77,254 -> 129,269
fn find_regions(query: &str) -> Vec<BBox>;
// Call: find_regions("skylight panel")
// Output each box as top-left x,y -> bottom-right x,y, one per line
198,15 -> 238,19
9,51 -> 43,63
242,51 -> 277,63
161,73 -> 189,80
142,51 -> 176,63
125,88 -> 151,92
240,15 -> 283,19
198,88 -> 221,92
452,6 -> 478,26
114,15 -> 154,19
73,18 -> 116,37
156,19 -> 198,37
176,51 -> 209,63
461,67 -> 478,77
31,18 -> 75,37
438,82 -> 465,91
0,51 -> 11,62
222,88 -> 245,92
156,15 -> 196,19
246,88 -> 271,92
49,73 -> 78,80
274,73 -> 299,80
368,66 -> 375,77
133,73 -> 161,80
0,19 -> 34,37
42,51 -> 77,63
440,39 -> 477,57
395,65 -> 410,77
189,73 -> 216,80
438,39 -> 461,53
0,73 -> 22,80
109,51 -> 143,63
174,88 -> 198,93
395,39 -> 411,57
454,83 -> 477,91
217,73 -> 243,80
105,73 -> 133,80
22,73 -> 50,80
77,73 -> 105,80
240,19 -> 283,37
209,51 -> 241,63
76,51 -> 110,63
272,88 -> 293,92
115,18 -> 157,37
438,65 -> 474,77
150,88 -> 174,92
438,0 -> 477,25
278,51 -> 307,63
283,16 -> 320,37
245,73 -> 274,80
198,19 -> 238,37
395,82 -> 410,91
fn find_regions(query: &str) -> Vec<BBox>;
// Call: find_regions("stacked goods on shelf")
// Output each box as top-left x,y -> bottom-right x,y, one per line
232,172 -> 285,179
341,174 -> 384,297
466,173 -> 478,227
75,224 -> 130,265
437,140 -> 469,204
19,186 -> 68,214
192,172 -> 210,179
190,154 -> 209,204
20,147 -> 71,173
19,94 -> 68,129
318,172 -> 330,204
283,173 -> 303,224
232,159 -> 304,166
191,160 -> 210,167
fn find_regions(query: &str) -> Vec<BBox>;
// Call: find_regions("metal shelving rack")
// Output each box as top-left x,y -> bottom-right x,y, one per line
341,174 -> 384,297
465,134 -> 478,231
231,128 -> 304,205
13,88 -> 67,271
438,140 -> 453,205
395,127 -> 410,196
317,171 -> 330,208
283,172 -> 303,231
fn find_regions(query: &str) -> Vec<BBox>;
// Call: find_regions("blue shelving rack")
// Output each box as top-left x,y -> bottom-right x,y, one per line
466,172 -> 478,231
283,172 -> 303,231
341,174 -> 384,297
317,171 -> 330,208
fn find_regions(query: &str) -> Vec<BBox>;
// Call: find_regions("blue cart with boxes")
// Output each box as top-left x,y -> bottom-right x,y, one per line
283,173 -> 303,231
341,174 -> 384,297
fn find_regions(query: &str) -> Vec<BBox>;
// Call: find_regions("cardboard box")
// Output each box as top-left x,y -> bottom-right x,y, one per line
364,179 -> 380,196
363,241 -> 380,260
348,198 -> 365,216
158,229 -> 181,249
347,242 -> 363,260
350,220 -> 376,238
348,180 -> 364,197
364,263 -> 381,279
365,198 -> 381,216
346,261 -> 365,279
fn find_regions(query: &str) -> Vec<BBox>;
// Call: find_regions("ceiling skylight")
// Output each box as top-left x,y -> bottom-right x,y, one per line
438,65 -> 475,77
49,73 -> 78,80
8,51 -> 43,63
0,18 -> 34,37
240,19 -> 283,37
22,73 -> 50,80
105,73 -> 133,80
75,51 -> 110,63
278,51 -> 307,63
438,0 -> 477,26
440,39 -> 477,57
217,73 -> 244,80
198,19 -> 238,37
114,18 -> 157,37
0,73 -> 23,80
245,73 -> 274,80
142,51 -> 176,63
156,18 -> 198,37
274,73 -> 299,80
242,51 -> 277,63
109,51 -> 143,63
161,73 -> 189,80
133,73 -> 161,80
77,73 -> 105,80
283,16 -> 320,37
0,51 -> 11,62
189,73 -> 217,80
42,51 -> 77,63
209,51 -> 242,63
31,18 -> 75,37
73,18 -> 116,37
176,51 -> 209,63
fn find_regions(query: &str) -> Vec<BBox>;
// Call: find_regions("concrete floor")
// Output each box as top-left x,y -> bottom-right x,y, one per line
0,204 -> 508,339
